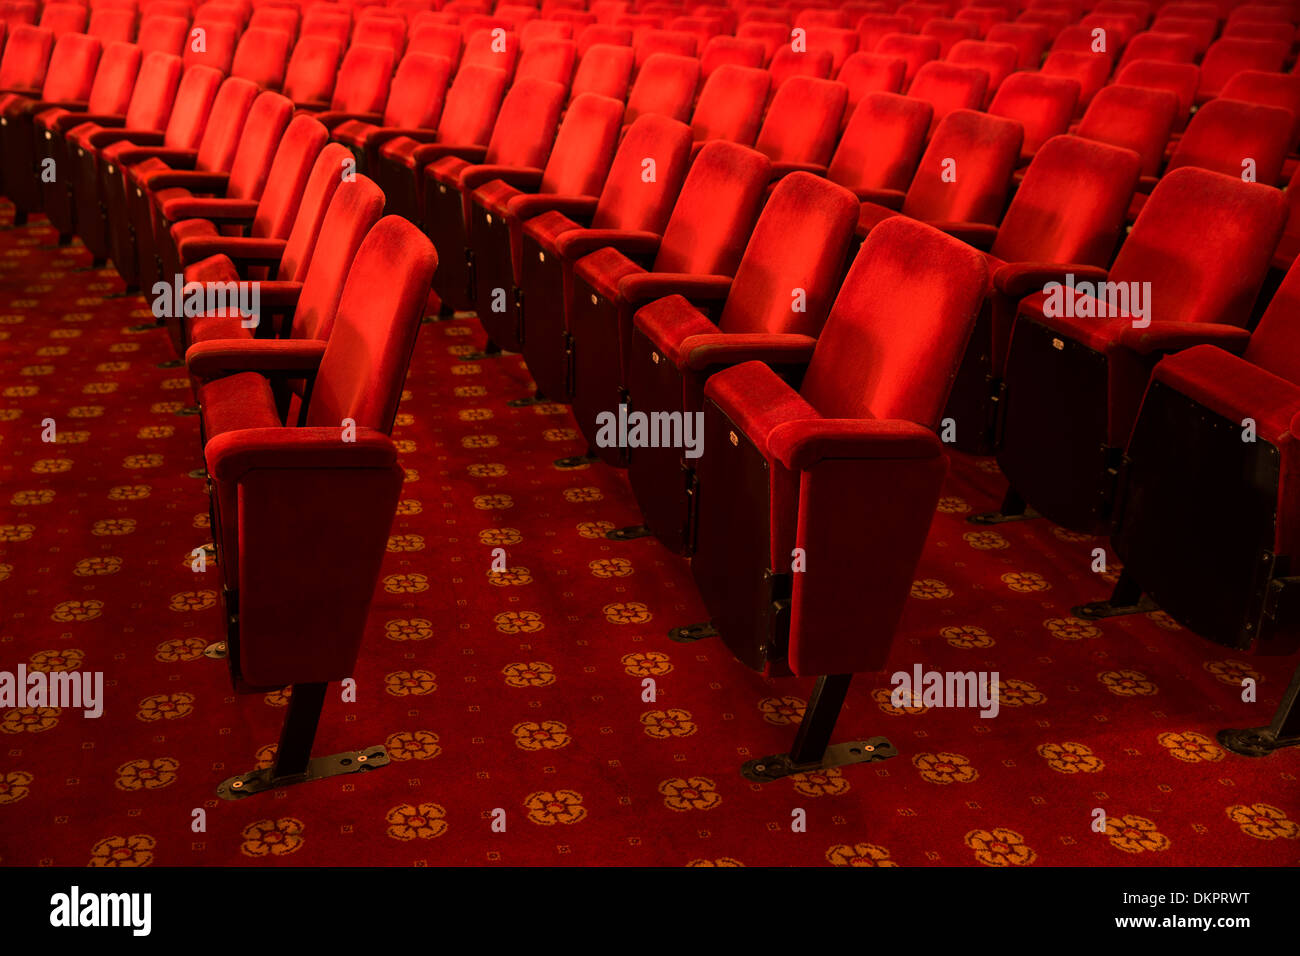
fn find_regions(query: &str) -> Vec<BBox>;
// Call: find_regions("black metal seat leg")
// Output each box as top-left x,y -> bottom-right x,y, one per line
742,674 -> 898,782
1073,568 -> 1158,620
969,487 -> 1039,525
1219,663 -> 1300,757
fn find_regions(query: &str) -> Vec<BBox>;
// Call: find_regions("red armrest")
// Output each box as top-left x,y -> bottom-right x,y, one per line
508,192 -> 598,223
618,272 -> 732,307
993,262 -> 1109,300
364,127 -> 440,149
553,228 -> 661,260
118,146 -> 198,170
770,160 -> 828,178
929,220 -> 1000,250
633,294 -> 718,360
250,281 -> 303,313
768,418 -> 944,471
679,332 -> 818,372
52,112 -> 123,132
458,164 -> 544,192
179,237 -> 286,268
410,142 -> 488,167
86,128 -> 164,149
206,426 -> 397,483
314,110 -> 382,129
852,186 -> 906,208
1117,321 -> 1251,356
165,197 -> 258,224
142,169 -> 230,194
187,338 -> 327,381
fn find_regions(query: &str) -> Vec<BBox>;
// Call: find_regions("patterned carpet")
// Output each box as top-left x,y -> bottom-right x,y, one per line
1,198 -> 1298,867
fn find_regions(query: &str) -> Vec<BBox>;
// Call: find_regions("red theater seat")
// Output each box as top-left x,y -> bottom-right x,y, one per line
624,171 -> 860,553
470,91 -> 624,352
1197,37 -> 1290,103
565,141 -> 773,465
186,216 -> 435,799
678,216 -> 988,779
624,51 -> 698,124
992,167 -> 1287,534
753,75 -> 847,180
515,113 -> 692,401
988,70 -> 1080,161
689,64 -> 769,152
331,52 -> 454,173
421,77 -> 566,312
827,91 -> 931,203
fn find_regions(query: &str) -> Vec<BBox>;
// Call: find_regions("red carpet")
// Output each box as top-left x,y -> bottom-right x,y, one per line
1,198 -> 1298,867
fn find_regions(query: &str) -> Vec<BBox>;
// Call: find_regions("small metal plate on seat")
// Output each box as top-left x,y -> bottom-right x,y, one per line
742,737 -> 898,783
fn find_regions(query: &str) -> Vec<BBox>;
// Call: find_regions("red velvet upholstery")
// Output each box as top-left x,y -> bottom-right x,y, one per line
515,36 -> 576,85
689,64 -> 768,150
836,51 -> 907,118
304,42 -> 395,129
373,63 -> 508,225
690,217 -> 989,678
137,14 -> 189,57
946,38 -> 1018,98
567,140 -> 773,462
194,217 -> 436,691
700,34 -> 764,76
624,51 -> 699,124
768,45 -> 833,90
517,113 -> 693,401
827,91 -> 930,202
908,61 -> 989,132
876,32 -> 940,85
998,168 -> 1288,533
283,35 -> 343,109
988,70 -> 1080,160
922,18 -> 981,57
857,109 -> 1022,240
1114,58 -> 1199,130
470,91 -> 624,351
230,26 -> 293,90
1074,84 -> 1178,178
330,52 -> 454,173
624,173 -> 858,552
1119,30 -> 1198,68
570,41 -> 634,99
1197,37 -> 1290,103
986,22 -> 1050,68
422,77 -> 566,310
1165,97 -> 1292,187
184,21 -> 238,74
116,75 -> 260,289
753,75 -> 847,179
0,25 -> 54,94
1220,71 -> 1300,155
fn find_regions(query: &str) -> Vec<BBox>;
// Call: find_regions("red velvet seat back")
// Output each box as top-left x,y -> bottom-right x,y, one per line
122,52 -> 182,131
184,21 -> 238,73
308,216 -> 439,432
908,61 -> 989,125
483,77 -> 566,167
590,113 -> 692,233
875,32 -> 940,84
804,24 -> 859,72
700,35 -> 764,75
230,27 -> 293,89
408,23 -> 463,65
383,52 -> 453,128
279,142 -> 353,281
0,25 -> 53,91
902,109 -> 1022,223
717,171 -> 858,337
283,35 -> 342,107
515,36 -> 576,85
988,70 -> 1080,156
160,65 -> 223,150
992,135 -> 1141,266
1167,98 -> 1293,185
86,42 -> 142,115
1198,37 -> 1290,99
837,51 -> 907,112
947,38 -> 1018,92
88,8 -> 137,43
570,41 -> 633,99
1111,167 -> 1288,328
1119,31 -> 1197,68
1114,58 -> 1198,120
652,141 -> 770,276
754,75 -> 847,166
38,2 -> 87,36
857,15 -> 913,52
633,27 -> 697,67
290,174 -> 385,341
461,27 -> 520,74
1074,84 -> 1178,178
39,32 -> 102,103
986,22 -> 1050,68
436,62 -> 509,145
351,15 -> 405,54
191,76 -> 259,173
576,23 -> 632,56
250,114 -> 329,239
1220,71 -> 1300,155
137,16 -> 188,57
1040,50 -> 1109,108
923,19 -> 982,57
224,91 -> 294,202
690,64 -> 769,145
768,46 -> 833,87
1243,259 -> 1300,386
625,52 -> 699,122
801,216 -> 990,426
827,91 -> 931,195
537,91 -> 622,196
329,43 -> 395,113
